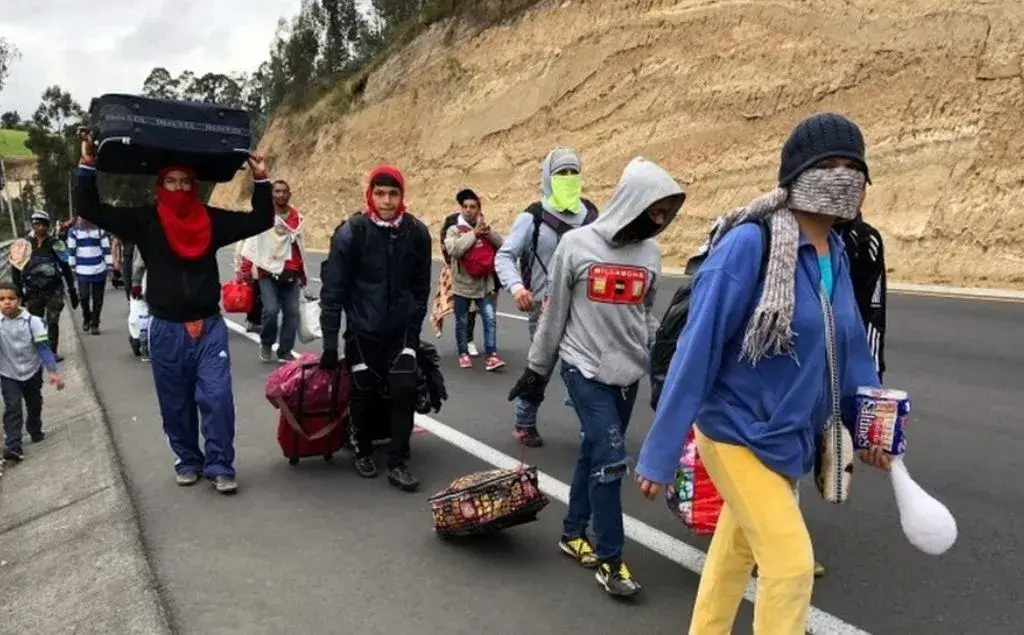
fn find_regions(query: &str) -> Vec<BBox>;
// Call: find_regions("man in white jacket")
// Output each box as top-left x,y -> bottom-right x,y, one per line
240,180 -> 308,362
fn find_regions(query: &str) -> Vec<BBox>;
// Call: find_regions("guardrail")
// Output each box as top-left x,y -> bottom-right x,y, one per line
0,239 -> 12,283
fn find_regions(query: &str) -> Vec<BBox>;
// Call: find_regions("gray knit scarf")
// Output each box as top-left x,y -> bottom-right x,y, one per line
708,167 -> 866,365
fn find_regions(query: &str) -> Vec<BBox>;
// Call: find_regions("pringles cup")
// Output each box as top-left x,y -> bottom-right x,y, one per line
854,387 -> 910,456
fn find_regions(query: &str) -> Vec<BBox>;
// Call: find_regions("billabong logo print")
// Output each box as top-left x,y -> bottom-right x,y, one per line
586,264 -> 647,305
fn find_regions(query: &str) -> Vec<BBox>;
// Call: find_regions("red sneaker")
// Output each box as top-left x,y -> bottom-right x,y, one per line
484,354 -> 506,371
459,354 -> 472,368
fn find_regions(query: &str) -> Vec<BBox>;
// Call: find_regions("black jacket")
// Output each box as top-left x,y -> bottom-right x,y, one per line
838,217 -> 887,379
320,211 -> 432,350
73,166 -> 275,322
13,235 -> 76,297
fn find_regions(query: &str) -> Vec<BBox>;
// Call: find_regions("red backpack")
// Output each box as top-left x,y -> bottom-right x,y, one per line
458,226 -> 496,278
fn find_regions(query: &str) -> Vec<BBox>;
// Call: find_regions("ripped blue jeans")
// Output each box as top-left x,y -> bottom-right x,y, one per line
560,363 -> 638,564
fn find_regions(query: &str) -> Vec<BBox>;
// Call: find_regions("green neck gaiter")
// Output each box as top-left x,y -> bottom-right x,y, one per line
548,174 -> 583,213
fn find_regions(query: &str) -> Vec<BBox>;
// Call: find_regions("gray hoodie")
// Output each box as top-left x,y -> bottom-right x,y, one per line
494,148 -> 591,303
526,157 -> 685,387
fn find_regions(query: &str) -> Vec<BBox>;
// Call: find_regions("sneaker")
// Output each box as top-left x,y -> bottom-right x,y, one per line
276,353 -> 292,364
90,325 -> 100,335
30,432 -> 46,443
258,345 -> 273,363
354,456 -> 379,479
387,464 -> 420,492
484,353 -> 506,372
212,475 -> 239,494
595,561 -> 642,598
458,354 -> 472,369
3,449 -> 24,463
175,471 -> 199,486
467,342 -> 480,357
558,536 -> 599,568
515,427 -> 544,448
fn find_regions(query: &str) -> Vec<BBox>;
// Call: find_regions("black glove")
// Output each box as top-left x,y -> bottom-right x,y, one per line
508,368 -> 550,405
391,349 -> 417,374
69,289 -> 80,310
426,367 -> 448,413
319,348 -> 339,370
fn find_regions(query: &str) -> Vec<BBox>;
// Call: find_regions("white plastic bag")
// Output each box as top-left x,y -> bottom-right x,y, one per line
298,297 -> 322,344
127,298 -> 151,340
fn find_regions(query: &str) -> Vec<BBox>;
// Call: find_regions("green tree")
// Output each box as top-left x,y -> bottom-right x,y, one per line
0,38 -> 19,93
1,111 -> 21,129
283,0 -> 323,100
141,67 -> 180,99
23,86 -> 84,220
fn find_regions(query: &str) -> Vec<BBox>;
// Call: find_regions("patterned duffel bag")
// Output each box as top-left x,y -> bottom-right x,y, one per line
428,466 -> 549,538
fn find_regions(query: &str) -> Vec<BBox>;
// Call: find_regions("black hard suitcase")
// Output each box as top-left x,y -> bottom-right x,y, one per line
88,93 -> 252,183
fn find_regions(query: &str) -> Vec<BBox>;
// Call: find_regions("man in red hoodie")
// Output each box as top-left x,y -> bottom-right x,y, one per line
318,166 -> 432,492
241,180 -> 307,362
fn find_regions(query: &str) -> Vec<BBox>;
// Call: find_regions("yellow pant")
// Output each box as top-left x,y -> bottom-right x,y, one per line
689,428 -> 814,635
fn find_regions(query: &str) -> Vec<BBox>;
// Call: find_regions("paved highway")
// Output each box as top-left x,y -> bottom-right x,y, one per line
74,247 -> 1024,635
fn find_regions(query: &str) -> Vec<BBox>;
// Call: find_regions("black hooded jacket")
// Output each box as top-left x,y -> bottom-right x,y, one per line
319,211 -> 432,351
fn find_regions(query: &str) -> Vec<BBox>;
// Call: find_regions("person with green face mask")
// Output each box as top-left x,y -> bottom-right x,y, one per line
494,147 -> 600,448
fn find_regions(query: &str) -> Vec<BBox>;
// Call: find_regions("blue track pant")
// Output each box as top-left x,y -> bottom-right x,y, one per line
149,316 -> 236,478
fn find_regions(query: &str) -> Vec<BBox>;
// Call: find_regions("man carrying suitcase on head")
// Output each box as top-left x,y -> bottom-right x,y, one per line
318,165 -> 432,493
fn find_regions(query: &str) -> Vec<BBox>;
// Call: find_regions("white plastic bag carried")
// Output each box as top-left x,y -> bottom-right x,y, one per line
127,298 -> 150,340
298,296 -> 322,344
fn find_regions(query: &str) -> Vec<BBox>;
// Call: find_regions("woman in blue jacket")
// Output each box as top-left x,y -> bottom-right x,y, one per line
635,112 -> 892,635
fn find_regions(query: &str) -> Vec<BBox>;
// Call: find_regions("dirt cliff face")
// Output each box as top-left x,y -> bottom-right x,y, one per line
210,0 -> 1024,288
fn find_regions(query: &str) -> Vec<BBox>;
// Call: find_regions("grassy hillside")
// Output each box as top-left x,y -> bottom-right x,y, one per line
0,129 -> 32,159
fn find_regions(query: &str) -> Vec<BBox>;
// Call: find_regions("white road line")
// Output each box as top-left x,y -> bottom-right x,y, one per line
221,314 -> 870,634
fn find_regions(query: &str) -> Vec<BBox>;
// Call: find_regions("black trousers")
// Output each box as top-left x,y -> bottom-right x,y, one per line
246,281 -> 263,325
78,279 -> 106,327
2,370 -> 44,453
345,333 -> 416,469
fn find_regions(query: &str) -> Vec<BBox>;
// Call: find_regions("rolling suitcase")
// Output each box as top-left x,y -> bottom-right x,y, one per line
87,93 -> 252,183
273,362 -> 349,466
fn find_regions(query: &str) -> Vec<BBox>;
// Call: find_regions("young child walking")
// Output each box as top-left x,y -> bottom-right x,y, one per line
0,282 -> 65,463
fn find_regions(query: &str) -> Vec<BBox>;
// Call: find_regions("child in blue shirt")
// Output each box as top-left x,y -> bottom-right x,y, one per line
635,113 -> 892,634
0,282 -> 65,462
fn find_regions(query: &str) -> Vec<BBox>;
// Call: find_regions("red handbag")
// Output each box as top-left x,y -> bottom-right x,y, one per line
665,427 -> 724,535
221,279 -> 254,313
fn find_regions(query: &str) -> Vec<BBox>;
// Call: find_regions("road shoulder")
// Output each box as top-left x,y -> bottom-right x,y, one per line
0,310 -> 171,634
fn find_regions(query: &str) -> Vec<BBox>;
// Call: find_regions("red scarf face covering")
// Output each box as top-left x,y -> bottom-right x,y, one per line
155,166 -> 213,260
365,165 -> 407,228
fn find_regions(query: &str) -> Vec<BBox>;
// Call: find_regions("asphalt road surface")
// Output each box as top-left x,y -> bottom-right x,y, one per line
73,247 -> 1024,635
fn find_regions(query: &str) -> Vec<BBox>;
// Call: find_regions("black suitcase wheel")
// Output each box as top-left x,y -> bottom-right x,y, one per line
323,453 -> 334,462
288,457 -> 299,466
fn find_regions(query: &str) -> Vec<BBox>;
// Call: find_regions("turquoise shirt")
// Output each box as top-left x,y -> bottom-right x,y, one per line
819,253 -> 834,299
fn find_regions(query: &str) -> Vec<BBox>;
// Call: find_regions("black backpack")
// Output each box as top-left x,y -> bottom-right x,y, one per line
21,246 -> 63,293
519,199 -> 599,291
440,212 -> 460,265
649,218 -> 771,411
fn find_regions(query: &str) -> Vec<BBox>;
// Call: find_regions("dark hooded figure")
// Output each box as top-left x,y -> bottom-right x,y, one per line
508,156 -> 686,599
319,165 -> 432,492
75,130 -> 275,495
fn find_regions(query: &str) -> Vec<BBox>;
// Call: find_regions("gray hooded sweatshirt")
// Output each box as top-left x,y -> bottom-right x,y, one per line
526,157 -> 685,387
494,148 -> 591,304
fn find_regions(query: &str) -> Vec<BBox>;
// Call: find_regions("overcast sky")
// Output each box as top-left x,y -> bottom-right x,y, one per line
1,0 -> 303,117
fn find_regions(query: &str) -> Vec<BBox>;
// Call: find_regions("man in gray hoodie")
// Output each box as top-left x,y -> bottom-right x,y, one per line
508,157 -> 685,599
494,147 -> 599,447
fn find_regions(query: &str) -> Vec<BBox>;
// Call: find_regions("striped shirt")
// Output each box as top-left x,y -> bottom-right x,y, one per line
67,227 -> 112,283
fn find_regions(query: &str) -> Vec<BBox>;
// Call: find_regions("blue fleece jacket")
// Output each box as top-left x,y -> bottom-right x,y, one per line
636,223 -> 880,483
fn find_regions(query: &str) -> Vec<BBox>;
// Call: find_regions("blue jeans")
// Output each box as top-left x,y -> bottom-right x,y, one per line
515,308 -> 542,429
454,295 -> 496,356
259,277 -> 300,356
561,363 -> 638,564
